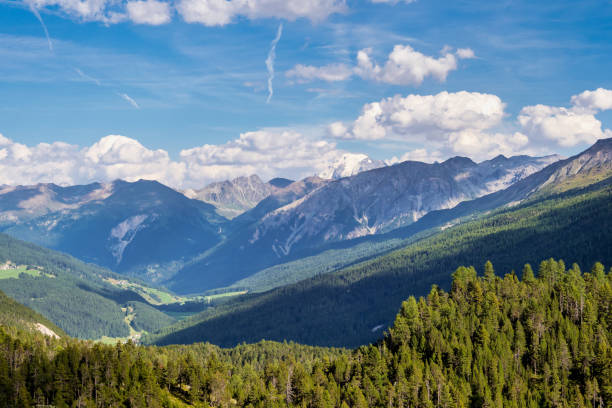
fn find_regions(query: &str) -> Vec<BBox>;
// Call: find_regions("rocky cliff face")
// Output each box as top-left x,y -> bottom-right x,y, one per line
184,175 -> 279,219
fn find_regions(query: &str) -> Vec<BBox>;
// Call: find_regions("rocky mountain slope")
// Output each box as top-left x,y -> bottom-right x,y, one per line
183,175 -> 281,219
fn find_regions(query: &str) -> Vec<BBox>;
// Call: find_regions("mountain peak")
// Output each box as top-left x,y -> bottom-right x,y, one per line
442,156 -> 477,169
268,178 -> 294,188
319,153 -> 386,180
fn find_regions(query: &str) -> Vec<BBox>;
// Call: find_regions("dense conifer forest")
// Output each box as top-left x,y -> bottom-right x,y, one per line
1,258 -> 610,407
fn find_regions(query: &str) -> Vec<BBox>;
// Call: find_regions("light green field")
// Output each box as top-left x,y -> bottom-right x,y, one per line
0,266 -> 42,280
104,277 -> 187,305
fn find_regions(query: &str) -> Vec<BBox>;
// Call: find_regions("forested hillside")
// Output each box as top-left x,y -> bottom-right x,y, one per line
0,289 -> 65,338
147,179 -> 612,347
1,259 -> 610,407
0,233 -> 178,339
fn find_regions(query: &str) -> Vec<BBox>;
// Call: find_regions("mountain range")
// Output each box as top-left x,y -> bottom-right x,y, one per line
0,150 -> 563,292
168,153 -> 560,292
147,138 -> 612,347
0,138 -> 610,347
0,145 -> 601,297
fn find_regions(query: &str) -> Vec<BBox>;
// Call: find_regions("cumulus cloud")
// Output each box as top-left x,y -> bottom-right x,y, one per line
287,45 -> 475,85
327,91 -> 536,160
176,0 -> 346,27
331,91 -> 505,141
126,0 -> 171,25
0,134 -> 185,188
330,88 -> 612,160
386,148 -> 443,165
570,88 -> 612,112
354,45 -> 475,86
27,0 -> 125,24
180,130 -> 345,185
0,131 -> 349,189
518,88 -> 612,147
286,63 -> 353,83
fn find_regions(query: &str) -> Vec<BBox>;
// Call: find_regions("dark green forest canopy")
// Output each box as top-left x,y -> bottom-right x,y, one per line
147,182 -> 612,348
1,259 -> 610,407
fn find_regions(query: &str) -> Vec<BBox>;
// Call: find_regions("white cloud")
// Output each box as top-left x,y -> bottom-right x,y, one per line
84,135 -> 186,186
126,0 -> 171,25
28,0 -> 125,24
328,121 -> 348,138
24,0 -> 346,26
518,105 -> 609,147
386,148 -> 443,165
518,88 -> 612,147
180,130 -> 345,185
176,0 -> 346,27
0,131 -> 348,189
330,88 -> 612,161
456,48 -> 475,59
286,63 -> 353,83
287,45 -> 475,85
0,134 -> 186,188
328,91 -> 536,161
570,88 -> 612,112
354,45 -> 473,86
333,91 -> 505,141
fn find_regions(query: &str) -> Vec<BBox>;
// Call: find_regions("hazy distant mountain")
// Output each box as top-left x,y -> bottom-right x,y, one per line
0,180 -> 226,282
184,175 -> 281,219
168,153 -> 559,292
318,153 -> 386,180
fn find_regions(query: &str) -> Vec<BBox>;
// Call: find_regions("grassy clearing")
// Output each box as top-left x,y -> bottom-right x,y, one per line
0,266 -> 41,280
104,278 -> 186,305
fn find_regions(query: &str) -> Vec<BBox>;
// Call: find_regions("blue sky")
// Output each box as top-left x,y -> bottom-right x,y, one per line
0,0 -> 611,188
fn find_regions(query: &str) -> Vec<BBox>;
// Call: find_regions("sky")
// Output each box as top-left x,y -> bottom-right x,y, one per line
0,0 -> 611,189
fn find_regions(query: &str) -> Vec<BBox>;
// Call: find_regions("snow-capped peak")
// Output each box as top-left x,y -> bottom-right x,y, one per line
319,153 -> 386,180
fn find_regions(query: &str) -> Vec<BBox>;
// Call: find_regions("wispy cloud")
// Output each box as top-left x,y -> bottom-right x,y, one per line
27,3 -> 53,52
118,92 -> 140,109
74,67 -> 101,86
265,23 -> 283,103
